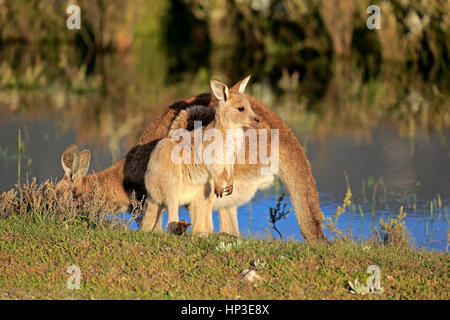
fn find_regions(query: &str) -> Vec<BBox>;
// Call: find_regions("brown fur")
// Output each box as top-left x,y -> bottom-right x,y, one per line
56,83 -> 327,242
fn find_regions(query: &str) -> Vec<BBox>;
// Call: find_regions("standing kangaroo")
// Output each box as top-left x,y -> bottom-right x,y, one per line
55,79 -> 327,242
143,76 -> 259,233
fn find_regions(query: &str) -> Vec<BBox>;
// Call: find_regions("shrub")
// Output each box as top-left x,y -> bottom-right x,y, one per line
377,205 -> 409,247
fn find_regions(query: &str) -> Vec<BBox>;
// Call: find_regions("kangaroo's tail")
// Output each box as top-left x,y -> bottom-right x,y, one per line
278,136 -> 328,242
260,111 -> 326,243
245,94 -> 327,242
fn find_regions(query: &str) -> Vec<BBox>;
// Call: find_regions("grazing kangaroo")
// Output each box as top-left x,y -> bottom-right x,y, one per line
56,144 -> 91,200
55,82 -> 327,242
143,76 -> 259,233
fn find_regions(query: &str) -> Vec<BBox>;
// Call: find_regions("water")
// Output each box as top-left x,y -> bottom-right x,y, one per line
1,110 -> 448,250
0,45 -> 449,250
126,126 -> 448,251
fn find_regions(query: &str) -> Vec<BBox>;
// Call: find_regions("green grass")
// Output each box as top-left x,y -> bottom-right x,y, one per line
0,216 -> 448,300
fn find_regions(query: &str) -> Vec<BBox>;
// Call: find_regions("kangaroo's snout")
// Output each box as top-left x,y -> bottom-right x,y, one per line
250,116 -> 260,128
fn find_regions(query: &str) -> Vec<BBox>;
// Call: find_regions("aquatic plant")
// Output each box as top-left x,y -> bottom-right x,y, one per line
378,205 -> 409,247
17,129 -> 22,185
325,188 -> 352,240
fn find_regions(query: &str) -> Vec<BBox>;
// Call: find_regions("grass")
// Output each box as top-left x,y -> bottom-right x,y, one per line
0,216 -> 448,300
0,180 -> 448,300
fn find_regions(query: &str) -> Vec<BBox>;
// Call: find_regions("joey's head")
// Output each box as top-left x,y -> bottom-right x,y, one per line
55,144 -> 91,201
210,75 -> 260,130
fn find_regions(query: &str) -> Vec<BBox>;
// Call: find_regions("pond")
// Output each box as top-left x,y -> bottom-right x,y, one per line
0,45 -> 448,250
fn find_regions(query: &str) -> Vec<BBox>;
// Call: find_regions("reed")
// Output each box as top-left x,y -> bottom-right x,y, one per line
343,170 -> 352,194
430,201 -> 434,223
358,205 -> 364,219
371,182 -> 378,217
17,129 -> 22,185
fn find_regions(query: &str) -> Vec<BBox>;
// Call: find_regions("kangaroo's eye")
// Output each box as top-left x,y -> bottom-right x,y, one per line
238,106 -> 245,112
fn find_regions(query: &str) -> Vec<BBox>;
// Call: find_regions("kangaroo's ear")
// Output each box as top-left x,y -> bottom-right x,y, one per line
231,75 -> 251,94
74,149 -> 90,181
61,144 -> 80,180
210,79 -> 230,102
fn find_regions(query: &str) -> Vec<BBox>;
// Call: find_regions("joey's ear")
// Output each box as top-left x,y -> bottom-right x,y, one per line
73,149 -> 90,181
231,75 -> 251,94
61,144 -> 80,180
210,79 -> 230,102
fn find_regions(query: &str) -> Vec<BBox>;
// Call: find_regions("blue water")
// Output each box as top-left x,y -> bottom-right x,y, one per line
124,185 -> 448,251
1,115 -> 448,250
120,126 -> 450,251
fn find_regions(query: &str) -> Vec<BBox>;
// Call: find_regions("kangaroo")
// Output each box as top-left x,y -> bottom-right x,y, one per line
141,104 -> 275,235
55,83 -> 327,242
143,76 -> 259,234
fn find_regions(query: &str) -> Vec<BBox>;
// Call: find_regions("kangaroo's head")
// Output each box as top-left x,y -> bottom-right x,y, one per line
210,75 -> 260,129
55,144 -> 91,200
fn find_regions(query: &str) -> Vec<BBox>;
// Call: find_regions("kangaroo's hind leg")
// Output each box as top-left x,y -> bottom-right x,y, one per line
140,197 -> 164,232
189,181 -> 215,234
165,168 -> 182,233
218,206 -> 239,236
166,198 -> 180,233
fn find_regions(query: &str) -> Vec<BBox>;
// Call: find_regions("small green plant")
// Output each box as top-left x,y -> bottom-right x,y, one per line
214,240 -> 242,252
348,279 -> 370,295
251,259 -> 266,270
215,242 -> 233,252
268,193 -> 291,240
378,205 -> 409,247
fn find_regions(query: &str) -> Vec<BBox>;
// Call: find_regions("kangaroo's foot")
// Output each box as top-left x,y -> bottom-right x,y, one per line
167,221 -> 178,233
173,220 -> 191,236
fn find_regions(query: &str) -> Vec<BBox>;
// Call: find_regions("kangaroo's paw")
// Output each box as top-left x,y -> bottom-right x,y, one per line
224,185 -> 233,196
215,186 -> 224,198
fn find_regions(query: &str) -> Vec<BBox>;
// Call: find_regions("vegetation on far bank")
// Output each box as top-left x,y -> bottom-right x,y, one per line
1,0 -> 449,151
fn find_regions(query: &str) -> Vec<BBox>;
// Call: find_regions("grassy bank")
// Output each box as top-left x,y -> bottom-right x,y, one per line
0,215 -> 448,300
